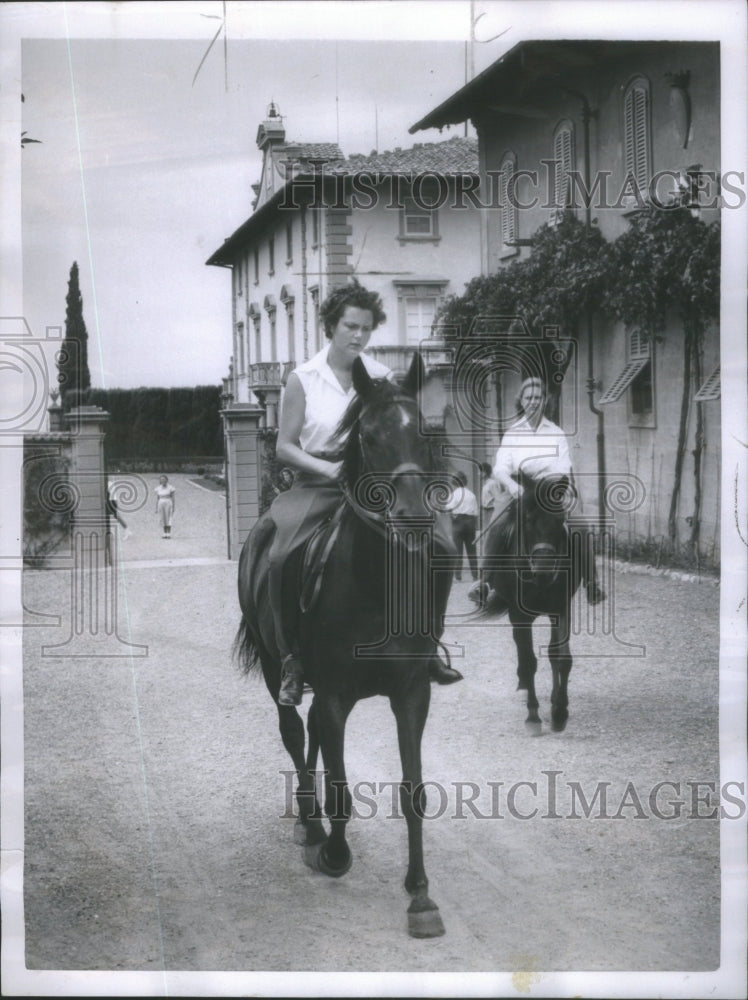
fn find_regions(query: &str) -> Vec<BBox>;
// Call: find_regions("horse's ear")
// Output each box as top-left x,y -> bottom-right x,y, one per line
352,356 -> 374,398
401,350 -> 425,397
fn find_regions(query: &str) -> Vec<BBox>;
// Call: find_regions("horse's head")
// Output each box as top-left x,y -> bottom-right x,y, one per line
518,475 -> 573,585
334,352 -> 447,549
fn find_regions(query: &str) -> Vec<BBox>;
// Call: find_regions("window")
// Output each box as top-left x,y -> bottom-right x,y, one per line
268,236 -> 275,275
281,286 -> 296,362
309,286 -> 321,350
286,221 -> 293,264
269,311 -> 277,361
311,207 -> 320,248
236,321 -> 245,375
599,330 -> 654,425
623,77 -> 652,202
399,197 -> 438,240
286,303 -> 295,361
394,280 -> 448,346
265,296 -> 277,362
404,297 -> 437,344
552,120 -> 575,216
249,305 -> 261,363
498,152 -> 518,258
253,248 -> 259,284
236,258 -> 244,296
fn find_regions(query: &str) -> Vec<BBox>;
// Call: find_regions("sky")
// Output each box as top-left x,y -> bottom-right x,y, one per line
3,0 -> 746,397
16,6 -> 485,390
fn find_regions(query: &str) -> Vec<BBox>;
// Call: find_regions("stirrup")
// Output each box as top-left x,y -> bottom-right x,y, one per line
429,642 -> 463,685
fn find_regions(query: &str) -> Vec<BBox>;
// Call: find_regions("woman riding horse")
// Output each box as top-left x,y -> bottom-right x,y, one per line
471,375 -> 605,605
269,279 -> 462,705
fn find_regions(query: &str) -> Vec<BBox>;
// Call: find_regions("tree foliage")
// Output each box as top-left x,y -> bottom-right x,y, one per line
86,386 -> 224,464
437,213 -> 613,339
58,262 -> 91,411
436,207 -> 721,559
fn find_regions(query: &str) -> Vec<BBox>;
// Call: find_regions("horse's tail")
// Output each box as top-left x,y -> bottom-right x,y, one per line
233,617 -> 262,676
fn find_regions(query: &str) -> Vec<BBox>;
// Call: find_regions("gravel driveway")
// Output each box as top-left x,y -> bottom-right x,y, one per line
14,472 -> 739,996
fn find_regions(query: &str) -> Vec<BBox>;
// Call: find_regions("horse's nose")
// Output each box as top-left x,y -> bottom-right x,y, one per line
529,543 -> 558,577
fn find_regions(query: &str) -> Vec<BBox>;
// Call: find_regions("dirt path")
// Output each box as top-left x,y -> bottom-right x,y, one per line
16,472 -> 730,991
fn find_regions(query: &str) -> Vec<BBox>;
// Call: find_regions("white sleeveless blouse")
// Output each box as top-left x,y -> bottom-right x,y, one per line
293,344 -> 392,456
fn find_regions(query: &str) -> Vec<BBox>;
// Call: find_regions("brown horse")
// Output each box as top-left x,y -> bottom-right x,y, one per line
479,474 -> 583,733
234,352 -> 454,937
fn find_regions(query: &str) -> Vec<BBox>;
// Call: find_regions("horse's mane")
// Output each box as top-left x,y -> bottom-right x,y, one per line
328,377 -> 443,488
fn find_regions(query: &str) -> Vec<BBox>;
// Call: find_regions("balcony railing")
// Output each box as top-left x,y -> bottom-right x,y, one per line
249,362 -> 282,389
367,341 -> 454,375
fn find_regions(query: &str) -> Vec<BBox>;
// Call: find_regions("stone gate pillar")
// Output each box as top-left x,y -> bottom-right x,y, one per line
222,404 -> 265,559
44,405 -> 146,657
66,405 -> 109,528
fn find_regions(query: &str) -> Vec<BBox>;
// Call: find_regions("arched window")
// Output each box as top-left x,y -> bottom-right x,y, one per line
623,76 -> 652,199
498,152 -> 518,258
552,119 -> 576,211
249,303 -> 261,363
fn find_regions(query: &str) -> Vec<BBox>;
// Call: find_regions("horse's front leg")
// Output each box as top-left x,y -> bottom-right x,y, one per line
549,607 -> 572,732
294,697 -> 326,846
303,694 -> 354,877
390,677 -> 445,938
509,607 -> 541,731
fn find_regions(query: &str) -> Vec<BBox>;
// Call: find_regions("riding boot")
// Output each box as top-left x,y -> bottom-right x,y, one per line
278,653 -> 304,706
428,652 -> 463,685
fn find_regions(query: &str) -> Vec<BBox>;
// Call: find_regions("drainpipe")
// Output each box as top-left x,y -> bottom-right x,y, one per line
564,88 -> 606,520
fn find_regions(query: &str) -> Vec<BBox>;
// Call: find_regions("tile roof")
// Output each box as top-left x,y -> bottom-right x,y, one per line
337,135 -> 478,174
279,135 -> 478,175
282,142 -> 345,163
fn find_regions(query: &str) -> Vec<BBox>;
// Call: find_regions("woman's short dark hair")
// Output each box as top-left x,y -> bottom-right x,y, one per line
320,278 -> 386,338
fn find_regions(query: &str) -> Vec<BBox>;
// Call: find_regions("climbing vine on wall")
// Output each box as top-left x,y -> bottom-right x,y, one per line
436,207 -> 721,558
606,207 -> 720,552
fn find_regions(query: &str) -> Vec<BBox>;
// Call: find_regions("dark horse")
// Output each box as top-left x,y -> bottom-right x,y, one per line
480,474 -> 583,733
235,352 -> 453,937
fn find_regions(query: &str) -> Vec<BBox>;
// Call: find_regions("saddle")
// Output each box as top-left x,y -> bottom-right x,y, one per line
298,501 -> 347,615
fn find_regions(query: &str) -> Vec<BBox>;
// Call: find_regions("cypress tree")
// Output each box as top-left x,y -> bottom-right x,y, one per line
58,261 -> 91,410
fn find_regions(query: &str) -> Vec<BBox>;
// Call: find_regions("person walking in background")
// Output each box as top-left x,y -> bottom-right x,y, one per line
155,474 -> 176,539
107,477 -> 131,539
446,470 -> 479,582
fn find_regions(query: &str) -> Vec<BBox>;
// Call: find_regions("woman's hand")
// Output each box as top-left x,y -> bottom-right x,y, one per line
322,459 -> 343,482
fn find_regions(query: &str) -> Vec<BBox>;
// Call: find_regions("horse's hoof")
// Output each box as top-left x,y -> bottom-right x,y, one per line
303,840 -> 352,878
293,819 -> 308,845
551,716 -> 568,733
525,718 -> 543,737
407,896 -> 445,938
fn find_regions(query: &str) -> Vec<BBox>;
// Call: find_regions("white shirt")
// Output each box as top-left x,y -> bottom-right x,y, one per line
481,478 -> 502,509
293,343 -> 391,456
446,486 -> 479,516
492,414 -> 572,483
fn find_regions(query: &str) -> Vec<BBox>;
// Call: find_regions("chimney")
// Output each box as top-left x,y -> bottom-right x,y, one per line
256,101 -> 286,151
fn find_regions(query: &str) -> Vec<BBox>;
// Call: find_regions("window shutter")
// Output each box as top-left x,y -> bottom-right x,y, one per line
694,365 -> 721,401
630,330 -> 650,359
500,156 -> 517,247
624,80 -> 651,196
554,126 -> 574,206
633,87 -> 649,190
598,358 -> 650,404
